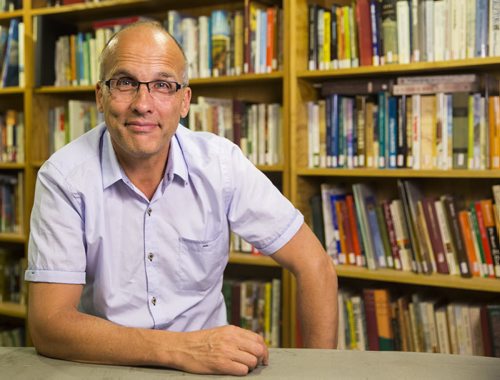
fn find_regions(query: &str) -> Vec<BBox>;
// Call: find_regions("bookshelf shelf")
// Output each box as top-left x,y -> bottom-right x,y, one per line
35,85 -> 95,93
256,164 -> 284,172
297,57 -> 500,81
0,302 -> 26,319
35,72 -> 283,93
228,252 -> 279,267
296,168 -> 500,179
336,265 -> 500,293
0,233 -> 26,244
0,87 -> 24,95
0,10 -> 23,20
190,72 -> 284,86
0,163 -> 25,170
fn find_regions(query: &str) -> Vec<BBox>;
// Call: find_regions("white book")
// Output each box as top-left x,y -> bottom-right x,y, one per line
446,303 -> 459,354
270,278 -> 281,348
423,0 -> 434,62
198,16 -> 210,78
181,17 -> 198,79
433,0 -> 444,62
490,0 -> 500,56
397,0 -> 411,64
351,296 -> 366,351
468,305 -> 484,356
435,306 -> 450,354
17,22 -> 24,88
257,104 -> 267,164
466,0 -> 476,58
434,198 -> 459,275
451,0 -> 467,59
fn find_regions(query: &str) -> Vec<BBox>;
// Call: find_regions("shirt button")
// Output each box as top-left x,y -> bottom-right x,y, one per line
151,297 -> 156,306
148,252 -> 154,261
147,208 -> 152,216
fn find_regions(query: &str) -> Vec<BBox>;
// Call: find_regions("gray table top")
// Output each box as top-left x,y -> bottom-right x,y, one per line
1,347 -> 499,379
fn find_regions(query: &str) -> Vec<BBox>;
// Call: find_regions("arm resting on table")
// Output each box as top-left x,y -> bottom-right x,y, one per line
28,282 -> 268,375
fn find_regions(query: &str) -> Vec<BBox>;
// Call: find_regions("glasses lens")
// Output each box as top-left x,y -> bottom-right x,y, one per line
108,79 -> 181,101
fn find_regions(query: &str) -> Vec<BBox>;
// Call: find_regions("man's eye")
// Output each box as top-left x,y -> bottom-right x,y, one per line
116,79 -> 135,87
154,81 -> 174,90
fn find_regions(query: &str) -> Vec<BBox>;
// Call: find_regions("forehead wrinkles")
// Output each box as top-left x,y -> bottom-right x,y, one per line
108,52 -> 181,78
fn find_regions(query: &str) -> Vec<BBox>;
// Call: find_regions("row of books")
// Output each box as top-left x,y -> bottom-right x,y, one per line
0,326 -> 24,347
166,3 -> 283,78
48,100 -> 103,155
0,0 -> 20,12
0,252 -> 25,304
51,16 -> 151,87
222,278 -> 281,348
0,18 -> 24,88
338,288 -> 500,357
0,173 -> 23,234
311,181 -> 500,278
187,98 -> 282,166
307,74 -> 500,170
308,0 -> 500,71
0,110 -> 23,163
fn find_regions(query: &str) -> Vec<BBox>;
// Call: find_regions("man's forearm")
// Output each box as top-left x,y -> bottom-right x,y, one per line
29,303 -> 268,375
30,307 -> 180,367
296,258 -> 338,348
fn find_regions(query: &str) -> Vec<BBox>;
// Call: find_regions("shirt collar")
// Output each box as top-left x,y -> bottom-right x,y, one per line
163,131 -> 189,190
101,125 -> 189,190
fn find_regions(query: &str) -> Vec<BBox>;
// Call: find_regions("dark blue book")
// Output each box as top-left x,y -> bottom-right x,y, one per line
387,96 -> 398,168
1,18 -> 19,87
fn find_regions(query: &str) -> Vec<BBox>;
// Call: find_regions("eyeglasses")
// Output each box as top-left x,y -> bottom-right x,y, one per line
103,78 -> 186,101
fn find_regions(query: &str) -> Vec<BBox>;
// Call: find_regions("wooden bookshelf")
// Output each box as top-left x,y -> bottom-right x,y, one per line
336,265 -> 500,293
0,302 -> 26,319
288,0 -> 500,349
2,0 -> 499,353
229,252 -> 280,267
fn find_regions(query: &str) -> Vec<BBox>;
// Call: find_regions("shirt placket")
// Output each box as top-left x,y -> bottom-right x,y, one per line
144,202 -> 160,328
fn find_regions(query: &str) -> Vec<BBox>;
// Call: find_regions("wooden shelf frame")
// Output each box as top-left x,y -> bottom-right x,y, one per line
336,265 -> 500,293
0,302 -> 26,319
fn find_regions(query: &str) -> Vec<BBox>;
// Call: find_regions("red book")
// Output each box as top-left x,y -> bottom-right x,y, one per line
480,305 -> 493,357
474,201 -> 495,278
363,288 -> 380,350
480,199 -> 500,278
382,200 -> 402,270
355,0 -> 373,66
346,194 -> 363,266
266,7 -> 275,73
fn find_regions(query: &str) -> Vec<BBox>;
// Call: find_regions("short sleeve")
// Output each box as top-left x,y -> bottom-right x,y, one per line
25,162 -> 87,284
222,142 -> 303,255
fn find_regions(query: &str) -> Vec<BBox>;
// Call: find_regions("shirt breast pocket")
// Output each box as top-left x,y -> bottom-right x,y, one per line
176,232 -> 227,292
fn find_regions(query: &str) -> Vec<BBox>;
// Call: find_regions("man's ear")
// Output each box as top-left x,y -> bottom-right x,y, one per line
95,82 -> 104,113
180,87 -> 192,118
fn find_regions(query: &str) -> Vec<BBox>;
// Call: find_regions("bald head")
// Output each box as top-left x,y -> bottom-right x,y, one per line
98,21 -> 189,85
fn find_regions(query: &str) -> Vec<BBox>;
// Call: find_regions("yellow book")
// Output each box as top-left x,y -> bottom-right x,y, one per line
323,10 -> 331,70
264,282 -> 272,346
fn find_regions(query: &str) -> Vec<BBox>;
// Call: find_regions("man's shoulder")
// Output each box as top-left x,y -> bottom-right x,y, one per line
42,124 -> 105,182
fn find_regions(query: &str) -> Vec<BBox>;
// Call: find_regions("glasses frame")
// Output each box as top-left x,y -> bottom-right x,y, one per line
103,78 -> 186,98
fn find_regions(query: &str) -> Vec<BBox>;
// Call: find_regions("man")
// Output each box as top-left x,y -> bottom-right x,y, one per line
26,21 -> 338,376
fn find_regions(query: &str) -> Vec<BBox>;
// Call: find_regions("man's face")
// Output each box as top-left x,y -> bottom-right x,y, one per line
95,26 -> 191,163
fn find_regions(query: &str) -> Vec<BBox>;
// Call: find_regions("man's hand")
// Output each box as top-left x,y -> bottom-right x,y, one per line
172,325 -> 269,376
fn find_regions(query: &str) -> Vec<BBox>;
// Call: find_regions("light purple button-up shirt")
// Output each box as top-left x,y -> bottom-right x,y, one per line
26,123 -> 303,331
